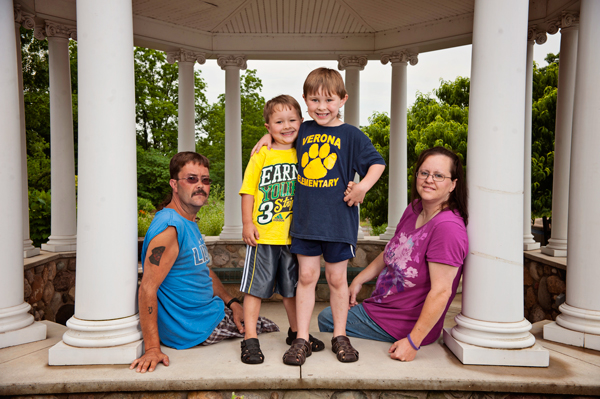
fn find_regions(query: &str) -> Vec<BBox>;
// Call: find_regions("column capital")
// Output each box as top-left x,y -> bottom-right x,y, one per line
14,4 -> 35,30
380,51 -> 418,66
546,12 -> 579,35
45,20 -> 77,40
337,55 -> 368,71
527,25 -> 547,44
166,49 -> 206,65
217,55 -> 247,70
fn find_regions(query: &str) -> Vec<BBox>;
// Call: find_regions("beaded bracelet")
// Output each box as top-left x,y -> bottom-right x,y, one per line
407,333 -> 420,351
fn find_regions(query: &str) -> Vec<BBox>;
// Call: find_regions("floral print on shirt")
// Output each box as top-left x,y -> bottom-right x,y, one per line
371,229 -> 428,302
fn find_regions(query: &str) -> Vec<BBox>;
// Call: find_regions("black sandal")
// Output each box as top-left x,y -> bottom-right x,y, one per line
241,338 -> 264,364
331,335 -> 359,363
282,338 -> 311,366
286,328 -> 325,352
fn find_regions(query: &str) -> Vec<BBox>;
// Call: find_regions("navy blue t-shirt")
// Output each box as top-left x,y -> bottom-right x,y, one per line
291,121 -> 385,245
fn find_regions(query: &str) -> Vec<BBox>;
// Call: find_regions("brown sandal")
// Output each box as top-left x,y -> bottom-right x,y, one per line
282,338 -> 312,366
331,335 -> 359,363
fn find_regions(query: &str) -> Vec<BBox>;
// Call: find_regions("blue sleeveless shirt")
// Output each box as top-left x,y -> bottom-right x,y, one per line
141,208 -> 225,349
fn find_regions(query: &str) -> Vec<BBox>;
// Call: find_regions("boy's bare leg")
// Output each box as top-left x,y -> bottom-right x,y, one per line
325,260 -> 349,337
295,254 -> 321,340
282,296 -> 298,332
243,294 -> 262,339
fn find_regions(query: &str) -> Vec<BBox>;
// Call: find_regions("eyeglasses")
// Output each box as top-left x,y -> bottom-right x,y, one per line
416,170 -> 450,182
176,176 -> 212,185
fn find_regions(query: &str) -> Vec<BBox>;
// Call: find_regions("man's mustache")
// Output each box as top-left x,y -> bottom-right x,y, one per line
193,189 -> 207,197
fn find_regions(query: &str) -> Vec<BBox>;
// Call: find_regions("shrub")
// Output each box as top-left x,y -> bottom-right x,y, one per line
138,210 -> 154,237
29,189 -> 51,247
371,223 -> 388,237
197,184 -> 225,236
138,197 -> 155,213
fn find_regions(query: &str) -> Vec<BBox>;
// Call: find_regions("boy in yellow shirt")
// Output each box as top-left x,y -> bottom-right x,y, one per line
238,95 -> 324,364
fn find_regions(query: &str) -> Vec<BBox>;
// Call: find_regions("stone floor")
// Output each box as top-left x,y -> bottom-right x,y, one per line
1,295 -> 600,397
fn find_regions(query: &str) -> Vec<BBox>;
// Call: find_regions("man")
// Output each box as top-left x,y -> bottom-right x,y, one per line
130,152 -> 278,373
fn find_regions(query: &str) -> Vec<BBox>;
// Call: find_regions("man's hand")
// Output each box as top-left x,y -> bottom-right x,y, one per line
242,222 -> 260,246
344,181 -> 368,207
388,338 -> 417,362
130,347 -> 170,373
230,301 -> 245,333
251,134 -> 272,156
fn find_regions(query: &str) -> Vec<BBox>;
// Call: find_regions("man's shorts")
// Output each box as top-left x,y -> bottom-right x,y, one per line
240,244 -> 298,299
290,237 -> 356,263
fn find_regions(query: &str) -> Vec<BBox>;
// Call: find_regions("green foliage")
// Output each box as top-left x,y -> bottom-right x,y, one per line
434,77 -> 470,108
530,55 -> 559,218
28,189 -> 52,247
137,145 -> 172,207
360,112 -> 390,228
197,184 -> 225,236
137,197 -> 156,213
370,223 -> 387,237
198,69 -> 266,187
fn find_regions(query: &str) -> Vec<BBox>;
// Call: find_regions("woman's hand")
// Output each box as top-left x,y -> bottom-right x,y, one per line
251,134 -> 273,155
388,338 -> 417,362
348,280 -> 363,308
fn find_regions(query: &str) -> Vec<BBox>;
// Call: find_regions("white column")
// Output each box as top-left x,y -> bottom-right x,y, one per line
379,51 -> 417,240
41,21 -> 78,253
522,30 -> 540,251
217,55 -> 246,239
14,10 -> 41,258
443,0 -> 549,367
49,0 -> 143,365
167,49 -> 206,153
543,1 -> 600,351
0,0 -> 46,349
338,55 -> 368,239
541,15 -> 579,257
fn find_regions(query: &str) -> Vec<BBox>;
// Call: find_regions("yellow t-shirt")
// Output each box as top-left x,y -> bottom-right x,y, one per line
239,147 -> 298,245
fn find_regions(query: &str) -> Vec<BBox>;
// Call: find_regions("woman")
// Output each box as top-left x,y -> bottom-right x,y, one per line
318,146 -> 468,362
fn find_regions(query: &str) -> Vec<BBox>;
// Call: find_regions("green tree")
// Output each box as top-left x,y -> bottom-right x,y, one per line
530,53 -> 559,218
198,69 -> 266,187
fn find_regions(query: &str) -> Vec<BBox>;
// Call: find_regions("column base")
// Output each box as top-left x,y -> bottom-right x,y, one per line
219,225 -> 242,240
543,321 -> 600,351
379,226 -> 396,240
48,339 -> 144,365
24,246 -> 40,258
540,246 -> 567,257
0,321 -> 47,349
523,241 -> 540,250
443,328 -> 549,366
41,243 -> 77,252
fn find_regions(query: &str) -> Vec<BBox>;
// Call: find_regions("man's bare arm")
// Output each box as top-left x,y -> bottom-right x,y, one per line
130,226 -> 179,373
209,269 -> 245,333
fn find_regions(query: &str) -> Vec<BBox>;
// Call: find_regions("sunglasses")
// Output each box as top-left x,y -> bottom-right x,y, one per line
176,176 -> 212,185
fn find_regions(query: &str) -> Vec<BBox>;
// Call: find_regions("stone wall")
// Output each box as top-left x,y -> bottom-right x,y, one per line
23,252 -> 76,324
204,237 -> 386,302
23,244 -> 567,327
523,251 -> 567,324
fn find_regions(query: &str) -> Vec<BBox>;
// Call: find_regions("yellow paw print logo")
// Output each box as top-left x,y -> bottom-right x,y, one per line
301,143 -> 337,179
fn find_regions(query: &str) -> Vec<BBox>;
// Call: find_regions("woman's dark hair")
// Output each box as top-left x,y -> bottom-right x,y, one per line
157,152 -> 210,211
410,146 -> 468,226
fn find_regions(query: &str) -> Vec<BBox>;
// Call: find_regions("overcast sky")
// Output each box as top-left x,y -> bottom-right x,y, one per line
196,34 -> 561,127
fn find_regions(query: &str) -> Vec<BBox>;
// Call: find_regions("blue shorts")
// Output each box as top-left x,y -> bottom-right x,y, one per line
290,237 -> 356,263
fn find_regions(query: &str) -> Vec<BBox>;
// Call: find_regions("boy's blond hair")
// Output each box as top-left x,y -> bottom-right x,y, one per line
303,67 -> 348,99
263,95 -> 302,124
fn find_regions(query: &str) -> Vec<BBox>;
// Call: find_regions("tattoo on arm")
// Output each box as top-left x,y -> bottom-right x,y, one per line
149,246 -> 166,266
148,306 -> 153,314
